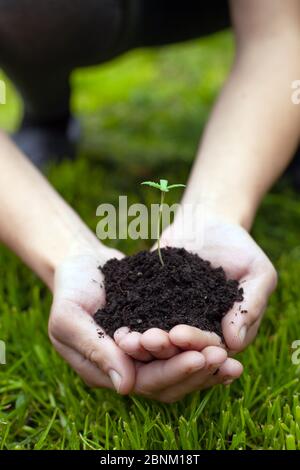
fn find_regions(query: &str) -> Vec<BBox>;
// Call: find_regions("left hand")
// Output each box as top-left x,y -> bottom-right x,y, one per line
116,210 -> 277,395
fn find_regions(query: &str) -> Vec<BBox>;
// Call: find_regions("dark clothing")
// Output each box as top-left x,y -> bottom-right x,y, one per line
0,0 -> 230,123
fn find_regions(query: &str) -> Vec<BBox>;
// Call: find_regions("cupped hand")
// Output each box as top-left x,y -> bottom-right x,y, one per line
115,325 -> 243,401
48,245 -> 136,394
162,211 -> 277,354
116,210 -> 277,385
132,346 -> 243,403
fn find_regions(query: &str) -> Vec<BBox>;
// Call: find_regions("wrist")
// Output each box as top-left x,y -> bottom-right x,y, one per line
34,220 -> 99,290
44,220 -> 122,292
26,199 -> 109,290
180,184 -> 257,231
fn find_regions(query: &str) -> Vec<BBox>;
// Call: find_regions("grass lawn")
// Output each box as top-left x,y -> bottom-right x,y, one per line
1,31 -> 300,450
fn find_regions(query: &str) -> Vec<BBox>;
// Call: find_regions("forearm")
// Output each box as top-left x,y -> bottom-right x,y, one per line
183,16 -> 300,230
0,131 -> 100,289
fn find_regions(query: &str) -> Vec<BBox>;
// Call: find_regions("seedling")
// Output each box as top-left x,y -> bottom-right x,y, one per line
141,179 -> 186,266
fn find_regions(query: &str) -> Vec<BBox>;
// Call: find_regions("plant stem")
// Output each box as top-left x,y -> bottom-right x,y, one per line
157,191 -> 165,266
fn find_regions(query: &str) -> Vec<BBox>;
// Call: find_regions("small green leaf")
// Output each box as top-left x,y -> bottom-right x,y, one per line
141,181 -> 162,190
167,184 -> 186,190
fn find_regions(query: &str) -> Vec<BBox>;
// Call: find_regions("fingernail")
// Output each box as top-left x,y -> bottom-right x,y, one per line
109,370 -> 122,393
209,363 -> 223,373
239,325 -> 247,343
223,376 -> 234,386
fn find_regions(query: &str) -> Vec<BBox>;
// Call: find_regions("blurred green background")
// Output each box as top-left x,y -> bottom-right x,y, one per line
0,31 -> 300,449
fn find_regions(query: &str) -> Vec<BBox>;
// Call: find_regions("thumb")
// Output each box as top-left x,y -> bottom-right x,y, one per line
222,269 -> 277,352
49,299 -> 136,394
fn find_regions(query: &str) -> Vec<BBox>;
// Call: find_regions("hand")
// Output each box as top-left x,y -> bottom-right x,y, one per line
116,210 -> 277,394
132,345 -> 243,403
160,211 -> 277,354
48,244 -> 136,394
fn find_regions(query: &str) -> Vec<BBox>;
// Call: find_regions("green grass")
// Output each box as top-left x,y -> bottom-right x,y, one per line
1,31 -> 300,450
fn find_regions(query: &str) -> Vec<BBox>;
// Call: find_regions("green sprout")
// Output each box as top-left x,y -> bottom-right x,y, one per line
141,179 -> 186,266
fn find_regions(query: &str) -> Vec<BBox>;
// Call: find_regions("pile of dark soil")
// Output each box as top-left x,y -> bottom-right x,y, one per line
94,247 -> 243,338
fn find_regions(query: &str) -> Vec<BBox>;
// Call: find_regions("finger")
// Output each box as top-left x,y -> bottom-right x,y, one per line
49,299 -> 135,394
141,328 -> 180,359
222,270 -> 276,352
169,324 -> 223,351
202,358 -> 244,390
203,357 -> 244,388
115,329 -> 153,362
201,345 -> 228,372
152,346 -> 227,402
51,337 -> 113,389
114,326 -> 131,342
134,350 -> 205,395
156,356 -> 242,403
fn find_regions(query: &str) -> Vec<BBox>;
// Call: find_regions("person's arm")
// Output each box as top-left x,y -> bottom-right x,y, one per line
0,130 -> 137,392
117,0 -> 300,371
183,0 -> 300,229
0,130 -> 100,289
168,0 -> 300,353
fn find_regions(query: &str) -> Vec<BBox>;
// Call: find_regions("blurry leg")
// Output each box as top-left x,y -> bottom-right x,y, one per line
10,68 -> 71,126
5,67 -> 78,168
0,37 -> 77,167
0,0 -> 125,167
130,0 -> 230,48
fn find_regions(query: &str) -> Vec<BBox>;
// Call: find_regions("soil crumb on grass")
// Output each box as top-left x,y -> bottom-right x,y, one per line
94,247 -> 243,338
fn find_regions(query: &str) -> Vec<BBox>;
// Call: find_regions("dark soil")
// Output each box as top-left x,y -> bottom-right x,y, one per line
94,247 -> 244,338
